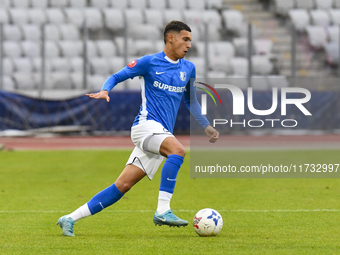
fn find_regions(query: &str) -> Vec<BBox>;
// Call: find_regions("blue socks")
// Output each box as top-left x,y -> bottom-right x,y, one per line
159,154 -> 184,194
87,183 -> 123,215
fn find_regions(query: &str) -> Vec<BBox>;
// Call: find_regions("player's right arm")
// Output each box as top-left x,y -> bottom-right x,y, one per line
86,56 -> 151,101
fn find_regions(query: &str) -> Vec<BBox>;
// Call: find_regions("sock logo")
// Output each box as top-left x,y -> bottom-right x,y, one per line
167,178 -> 176,181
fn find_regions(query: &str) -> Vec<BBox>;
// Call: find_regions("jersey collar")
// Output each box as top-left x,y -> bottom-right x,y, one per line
163,52 -> 179,64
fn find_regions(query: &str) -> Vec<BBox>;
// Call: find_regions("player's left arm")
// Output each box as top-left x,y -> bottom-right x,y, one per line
184,66 -> 219,143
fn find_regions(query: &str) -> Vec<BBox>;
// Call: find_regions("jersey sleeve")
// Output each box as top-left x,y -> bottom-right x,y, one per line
184,65 -> 211,130
101,56 -> 151,92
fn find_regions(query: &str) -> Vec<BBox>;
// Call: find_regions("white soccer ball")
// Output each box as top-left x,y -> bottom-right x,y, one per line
193,208 -> 223,237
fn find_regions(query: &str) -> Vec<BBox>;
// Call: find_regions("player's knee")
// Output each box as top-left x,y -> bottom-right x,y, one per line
115,181 -> 133,194
174,146 -> 186,158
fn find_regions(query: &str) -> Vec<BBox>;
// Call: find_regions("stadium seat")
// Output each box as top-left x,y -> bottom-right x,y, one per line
288,9 -> 310,31
3,58 -> 13,75
144,9 -> 165,29
329,9 -> 340,25
0,0 -> 10,8
3,41 -> 22,57
183,10 -> 203,27
306,25 -> 327,49
310,10 -> 331,26
70,72 -> 83,89
50,0 -> 68,7
296,0 -> 314,9
69,0 -> 86,7
31,58 -> 53,72
210,56 -> 232,74
64,8 -> 85,29
203,24 -> 221,41
168,0 -> 186,9
186,0 -> 205,10
31,0 -> 48,8
222,10 -> 244,35
327,26 -> 339,42
110,0 -> 129,8
188,24 -> 200,43
124,9 -> 144,25
114,37 -> 136,56
205,0 -> 223,9
335,0 -> 340,8
0,9 -> 9,23
87,40 -> 98,57
44,24 -> 61,41
84,8 -> 104,30
213,41 -> 235,59
28,9 -> 47,25
134,40 -> 155,55
155,40 -> 165,53
126,76 -> 141,90
163,9 -> 184,24
148,0 -> 167,9
46,8 -> 66,25
230,57 -> 248,76
9,9 -> 28,24
233,38 -> 255,58
12,57 -> 33,73
70,57 -> 83,72
50,58 -> 72,72
59,24 -> 80,40
252,56 -> 273,75
254,39 -> 273,55
187,57 -> 205,76
46,72 -> 73,89
129,0 -> 147,9
315,0 -> 333,9
274,0 -> 295,16
88,75 -> 108,91
4,25 -> 22,41
13,73 -> 36,89
21,25 -> 41,41
3,75 -> 15,91
96,40 -> 117,57
89,0 -> 109,8
12,0 -> 29,8
108,57 -> 124,72
325,42 -> 339,65
203,10 -> 222,29
128,24 -> 161,40
59,41 -> 83,57
90,58 -> 110,75
103,9 -> 125,31
21,41 -> 40,57
195,41 -> 215,58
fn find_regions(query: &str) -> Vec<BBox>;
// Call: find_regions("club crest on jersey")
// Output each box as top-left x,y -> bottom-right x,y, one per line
128,59 -> 137,68
180,71 -> 186,81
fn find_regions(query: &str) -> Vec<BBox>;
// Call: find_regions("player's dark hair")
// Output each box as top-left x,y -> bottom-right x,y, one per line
164,20 -> 191,44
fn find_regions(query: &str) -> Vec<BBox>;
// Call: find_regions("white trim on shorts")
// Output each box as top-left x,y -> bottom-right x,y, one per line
126,120 -> 174,180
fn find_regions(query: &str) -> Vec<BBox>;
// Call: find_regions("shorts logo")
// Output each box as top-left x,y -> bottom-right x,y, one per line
180,71 -> 186,81
128,60 -> 137,68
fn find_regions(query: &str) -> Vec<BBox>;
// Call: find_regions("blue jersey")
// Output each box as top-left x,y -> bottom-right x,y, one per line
101,51 -> 210,133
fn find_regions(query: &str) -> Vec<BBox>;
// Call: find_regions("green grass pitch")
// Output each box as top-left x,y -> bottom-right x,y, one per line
1,149 -> 340,254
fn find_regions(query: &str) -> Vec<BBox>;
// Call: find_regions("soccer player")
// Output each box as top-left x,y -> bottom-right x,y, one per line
57,20 -> 219,236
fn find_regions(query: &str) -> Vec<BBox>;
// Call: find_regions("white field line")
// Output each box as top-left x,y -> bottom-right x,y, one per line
0,209 -> 340,213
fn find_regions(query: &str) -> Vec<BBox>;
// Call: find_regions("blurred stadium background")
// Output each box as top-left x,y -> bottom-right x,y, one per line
0,0 -> 340,145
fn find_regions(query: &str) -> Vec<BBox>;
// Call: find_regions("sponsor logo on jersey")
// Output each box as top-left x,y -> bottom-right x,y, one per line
128,59 -> 137,68
180,71 -> 186,81
153,81 -> 186,93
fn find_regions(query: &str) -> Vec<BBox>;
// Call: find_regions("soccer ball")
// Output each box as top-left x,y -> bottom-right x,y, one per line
193,208 -> 223,237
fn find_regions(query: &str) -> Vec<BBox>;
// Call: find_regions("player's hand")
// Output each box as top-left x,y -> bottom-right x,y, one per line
86,90 -> 110,102
204,125 -> 219,143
